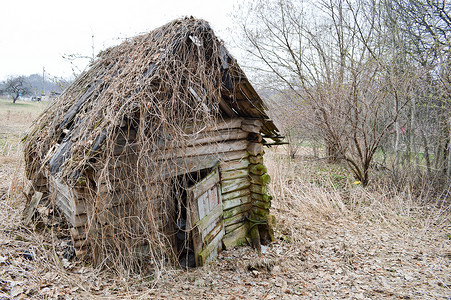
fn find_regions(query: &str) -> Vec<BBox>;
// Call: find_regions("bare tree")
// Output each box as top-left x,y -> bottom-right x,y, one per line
233,0 -> 415,185
4,76 -> 31,103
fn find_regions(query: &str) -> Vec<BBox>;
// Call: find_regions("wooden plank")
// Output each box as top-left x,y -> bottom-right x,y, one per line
136,140 -> 249,161
223,223 -> 249,250
221,177 -> 250,194
218,98 -> 236,117
158,151 -> 248,178
221,150 -> 249,162
74,198 -> 89,215
172,140 -> 249,158
249,164 -> 267,175
74,214 -> 88,227
117,140 -> 249,159
251,184 -> 268,195
254,200 -> 271,210
184,118 -> 243,133
23,191 -> 43,225
184,129 -> 248,146
49,176 -> 77,223
198,226 -> 225,266
223,203 -> 252,220
188,169 -> 219,200
220,168 -> 248,180
249,155 -> 263,164
223,195 -> 251,210
219,159 -> 249,171
224,221 -> 244,234
222,188 -> 250,201
196,204 -> 223,233
247,143 -> 264,156
250,174 -> 271,185
224,211 -> 248,227
203,221 -> 223,246
251,193 -> 272,202
241,124 -> 260,133
242,119 -> 263,127
70,227 -> 87,241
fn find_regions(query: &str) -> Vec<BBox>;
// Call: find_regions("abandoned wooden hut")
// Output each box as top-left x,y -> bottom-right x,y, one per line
23,17 -> 283,270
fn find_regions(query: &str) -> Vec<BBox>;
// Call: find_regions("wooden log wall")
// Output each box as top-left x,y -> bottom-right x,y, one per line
67,118 -> 254,257
242,120 -> 274,249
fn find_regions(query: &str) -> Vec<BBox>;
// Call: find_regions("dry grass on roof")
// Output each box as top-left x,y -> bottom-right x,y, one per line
22,17 -> 237,274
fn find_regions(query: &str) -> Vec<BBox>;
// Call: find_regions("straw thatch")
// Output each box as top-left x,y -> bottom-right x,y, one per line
23,17 -> 282,273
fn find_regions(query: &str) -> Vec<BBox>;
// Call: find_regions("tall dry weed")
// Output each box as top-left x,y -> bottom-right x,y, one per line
265,149 -> 451,242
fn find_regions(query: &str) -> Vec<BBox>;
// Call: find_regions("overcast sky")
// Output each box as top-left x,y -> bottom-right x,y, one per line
0,0 -> 239,81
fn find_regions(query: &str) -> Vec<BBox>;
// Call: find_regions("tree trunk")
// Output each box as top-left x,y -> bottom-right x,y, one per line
326,139 -> 340,163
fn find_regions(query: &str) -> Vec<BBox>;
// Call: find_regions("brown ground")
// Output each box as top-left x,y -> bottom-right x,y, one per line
0,99 -> 450,299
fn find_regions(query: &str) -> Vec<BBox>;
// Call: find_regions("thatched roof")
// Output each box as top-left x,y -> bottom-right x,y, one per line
23,17 -> 283,272
24,17 -> 281,182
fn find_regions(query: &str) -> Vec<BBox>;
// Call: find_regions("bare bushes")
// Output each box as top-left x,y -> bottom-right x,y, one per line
266,149 -> 451,237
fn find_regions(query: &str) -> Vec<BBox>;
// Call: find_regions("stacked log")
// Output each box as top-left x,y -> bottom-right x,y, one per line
220,155 -> 251,249
242,120 -> 274,250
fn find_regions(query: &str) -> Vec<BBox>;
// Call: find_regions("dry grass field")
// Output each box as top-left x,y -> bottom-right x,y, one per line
0,98 -> 450,299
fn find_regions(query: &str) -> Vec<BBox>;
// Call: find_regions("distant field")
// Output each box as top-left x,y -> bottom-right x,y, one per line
0,98 -> 47,156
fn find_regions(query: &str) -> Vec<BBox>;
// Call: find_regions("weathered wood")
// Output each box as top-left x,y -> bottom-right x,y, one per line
185,118 -> 243,133
242,119 -> 263,127
248,211 -> 261,252
221,177 -> 250,194
251,184 -> 268,195
241,124 -> 261,133
247,132 -> 263,143
188,169 -> 220,200
139,140 -> 249,160
50,176 -> 77,225
224,221 -> 245,234
203,222 -> 223,246
73,239 -> 88,248
74,214 -> 88,227
222,188 -> 250,201
184,129 -> 248,146
23,191 -> 43,225
254,200 -> 271,210
157,151 -> 249,178
250,174 -> 271,185
223,195 -> 250,210
219,159 -> 249,172
70,227 -> 87,241
249,155 -> 263,164
220,168 -> 248,180
247,143 -> 264,156
223,203 -> 252,219
224,211 -> 248,227
222,223 -> 249,250
252,207 -> 269,218
221,150 -> 249,162
196,204 -> 222,234
251,193 -> 272,202
74,199 -> 89,215
54,193 -> 75,226
198,225 -> 224,266
249,164 -> 267,175
174,140 -> 250,158
218,98 -> 236,117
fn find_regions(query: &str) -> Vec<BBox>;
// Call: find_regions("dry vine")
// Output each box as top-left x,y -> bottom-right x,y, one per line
23,17 -> 235,274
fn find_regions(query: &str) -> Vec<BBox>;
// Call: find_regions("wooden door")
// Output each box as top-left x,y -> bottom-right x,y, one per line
187,167 -> 224,266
